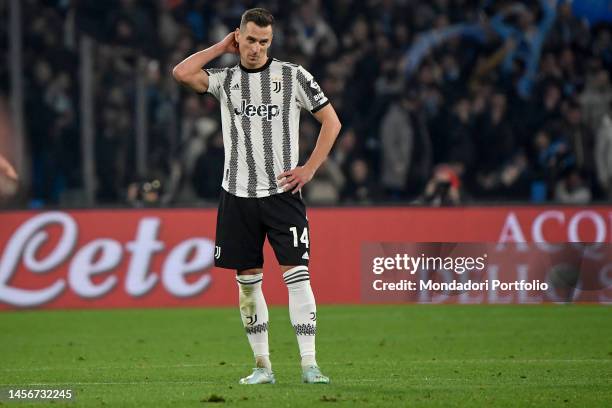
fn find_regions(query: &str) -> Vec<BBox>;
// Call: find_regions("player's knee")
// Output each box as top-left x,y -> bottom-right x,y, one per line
237,267 -> 263,276
282,265 -> 310,287
236,273 -> 263,296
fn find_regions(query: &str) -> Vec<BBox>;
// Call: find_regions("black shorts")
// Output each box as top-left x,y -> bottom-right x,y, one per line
214,189 -> 310,270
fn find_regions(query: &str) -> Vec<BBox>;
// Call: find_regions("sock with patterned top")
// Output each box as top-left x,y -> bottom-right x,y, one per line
283,266 -> 318,368
236,273 -> 271,371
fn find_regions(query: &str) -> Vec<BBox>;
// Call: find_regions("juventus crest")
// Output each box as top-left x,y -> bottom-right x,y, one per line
272,79 -> 281,93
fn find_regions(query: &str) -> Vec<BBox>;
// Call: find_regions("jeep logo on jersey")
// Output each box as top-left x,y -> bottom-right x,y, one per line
234,100 -> 280,121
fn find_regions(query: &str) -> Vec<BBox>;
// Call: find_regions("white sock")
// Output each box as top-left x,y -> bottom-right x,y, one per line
283,266 -> 318,368
236,273 -> 271,371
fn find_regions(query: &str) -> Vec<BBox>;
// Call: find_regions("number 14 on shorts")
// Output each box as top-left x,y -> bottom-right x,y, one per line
289,227 -> 309,248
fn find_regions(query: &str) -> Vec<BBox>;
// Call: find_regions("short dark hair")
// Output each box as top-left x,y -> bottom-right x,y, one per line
240,8 -> 274,30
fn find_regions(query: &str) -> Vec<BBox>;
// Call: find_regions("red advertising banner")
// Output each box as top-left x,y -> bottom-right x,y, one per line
1,207 -> 611,309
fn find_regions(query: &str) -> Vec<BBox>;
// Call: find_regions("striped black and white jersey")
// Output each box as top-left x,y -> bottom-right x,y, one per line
204,57 -> 329,198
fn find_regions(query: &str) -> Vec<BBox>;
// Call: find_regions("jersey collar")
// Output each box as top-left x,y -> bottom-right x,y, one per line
239,57 -> 272,73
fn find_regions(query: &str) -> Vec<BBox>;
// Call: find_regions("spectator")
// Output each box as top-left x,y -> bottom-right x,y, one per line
554,168 -> 592,204
380,93 -> 413,199
580,68 -> 612,132
96,107 -> 131,202
331,127 -> 358,173
303,160 -> 344,205
291,2 -> 338,58
562,100 -> 594,177
421,164 -> 465,206
548,2 -> 590,50
341,158 -> 379,204
193,132 -> 224,201
446,98 -> 475,169
595,109 -> 612,199
474,93 -> 515,181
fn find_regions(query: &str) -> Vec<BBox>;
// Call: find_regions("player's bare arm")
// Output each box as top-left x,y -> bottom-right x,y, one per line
172,32 -> 239,93
0,154 -> 18,181
278,104 -> 341,193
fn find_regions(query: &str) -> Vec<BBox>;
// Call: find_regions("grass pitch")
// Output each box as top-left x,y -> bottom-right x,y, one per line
1,305 -> 611,407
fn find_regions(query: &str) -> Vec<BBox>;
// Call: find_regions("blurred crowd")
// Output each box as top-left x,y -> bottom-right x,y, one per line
2,0 -> 612,207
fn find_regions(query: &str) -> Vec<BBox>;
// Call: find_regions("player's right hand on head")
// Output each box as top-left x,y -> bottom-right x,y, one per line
219,31 -> 239,55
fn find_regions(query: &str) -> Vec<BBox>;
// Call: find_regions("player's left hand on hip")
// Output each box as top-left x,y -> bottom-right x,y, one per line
277,166 -> 314,194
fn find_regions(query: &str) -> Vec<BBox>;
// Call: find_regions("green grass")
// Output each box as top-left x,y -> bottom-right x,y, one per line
0,305 -> 611,407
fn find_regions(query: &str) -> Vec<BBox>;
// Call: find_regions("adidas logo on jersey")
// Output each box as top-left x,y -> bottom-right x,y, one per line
231,83 -> 240,91
234,100 -> 280,121
302,251 -> 309,260
309,78 -> 321,91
